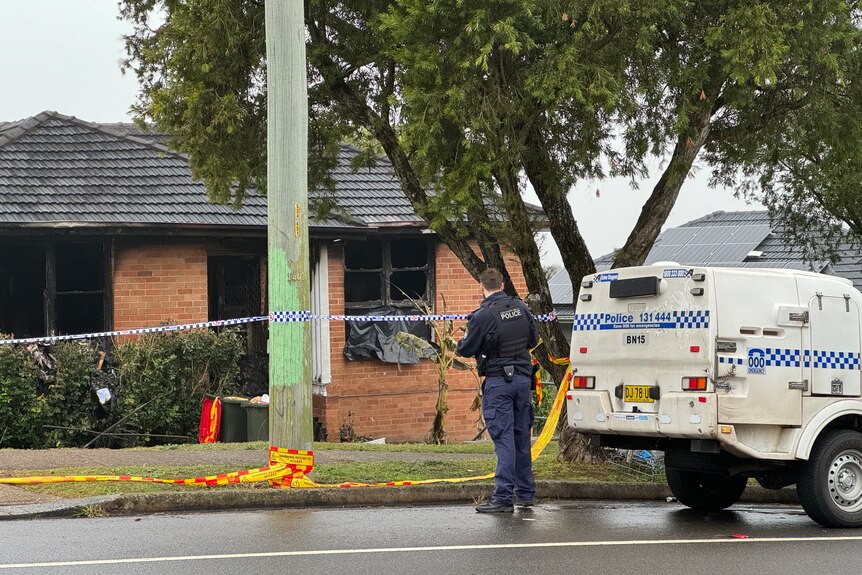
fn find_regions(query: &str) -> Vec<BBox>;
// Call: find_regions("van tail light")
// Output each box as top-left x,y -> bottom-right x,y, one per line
571,376 -> 595,389
682,376 -> 708,391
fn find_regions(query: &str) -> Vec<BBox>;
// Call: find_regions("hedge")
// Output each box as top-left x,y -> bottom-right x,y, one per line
0,329 -> 245,448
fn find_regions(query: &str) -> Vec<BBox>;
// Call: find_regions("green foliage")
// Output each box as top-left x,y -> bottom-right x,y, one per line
533,383 -> 556,424
0,339 -> 44,448
42,342 -> 100,447
120,0 -> 267,206
702,0 -> 862,260
114,330 -> 244,446
0,330 -> 246,448
118,0 -> 862,274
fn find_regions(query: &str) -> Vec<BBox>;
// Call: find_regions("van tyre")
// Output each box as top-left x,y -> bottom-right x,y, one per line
666,468 -> 747,511
798,430 -> 862,528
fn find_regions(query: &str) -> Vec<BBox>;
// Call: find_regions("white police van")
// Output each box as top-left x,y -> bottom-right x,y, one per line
566,264 -> 862,527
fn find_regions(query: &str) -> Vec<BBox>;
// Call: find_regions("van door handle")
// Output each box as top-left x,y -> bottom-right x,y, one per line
788,380 -> 808,391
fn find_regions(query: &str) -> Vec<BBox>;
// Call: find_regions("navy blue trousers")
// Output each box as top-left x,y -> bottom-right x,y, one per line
482,374 -> 535,504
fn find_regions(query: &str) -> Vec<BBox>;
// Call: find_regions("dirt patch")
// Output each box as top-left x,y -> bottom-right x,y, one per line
0,483 -> 61,506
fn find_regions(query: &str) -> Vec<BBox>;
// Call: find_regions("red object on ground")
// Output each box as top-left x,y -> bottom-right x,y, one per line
199,396 -> 222,443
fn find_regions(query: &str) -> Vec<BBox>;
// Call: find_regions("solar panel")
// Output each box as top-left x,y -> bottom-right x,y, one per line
645,224 -> 771,266
645,245 -> 685,263
547,269 -> 575,303
651,226 -> 701,248
669,245 -> 716,264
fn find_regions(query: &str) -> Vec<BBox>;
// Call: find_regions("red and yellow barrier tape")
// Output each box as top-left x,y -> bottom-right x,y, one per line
283,358 -> 571,489
0,359 -> 571,489
0,447 -> 314,487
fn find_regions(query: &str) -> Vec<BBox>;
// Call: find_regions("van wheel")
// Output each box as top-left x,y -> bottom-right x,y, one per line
666,468 -> 747,511
798,430 -> 862,528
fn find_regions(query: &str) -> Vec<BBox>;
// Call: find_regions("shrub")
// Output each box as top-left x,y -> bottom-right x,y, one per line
0,339 -> 44,448
114,329 -> 244,445
42,341 -> 101,447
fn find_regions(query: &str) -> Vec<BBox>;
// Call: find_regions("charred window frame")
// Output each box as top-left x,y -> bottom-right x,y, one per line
0,239 -> 110,338
51,241 -> 109,336
343,236 -> 434,312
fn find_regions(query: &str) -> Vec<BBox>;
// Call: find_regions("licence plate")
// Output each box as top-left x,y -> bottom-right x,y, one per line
624,385 -> 654,403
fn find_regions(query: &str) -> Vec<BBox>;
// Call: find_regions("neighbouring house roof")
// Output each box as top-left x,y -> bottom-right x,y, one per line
0,111 -> 428,232
550,210 -> 862,319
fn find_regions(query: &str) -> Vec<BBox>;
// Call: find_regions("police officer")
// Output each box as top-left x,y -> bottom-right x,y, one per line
456,268 -> 539,513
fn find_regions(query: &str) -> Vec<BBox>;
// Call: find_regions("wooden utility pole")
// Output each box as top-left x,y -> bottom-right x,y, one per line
265,0 -> 312,450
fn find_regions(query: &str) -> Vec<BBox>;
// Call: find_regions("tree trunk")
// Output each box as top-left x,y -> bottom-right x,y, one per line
613,88 -> 721,268
493,165 -> 573,444
521,128 -> 597,289
466,198 -> 520,296
519,129 -> 598,462
306,23 -> 496,282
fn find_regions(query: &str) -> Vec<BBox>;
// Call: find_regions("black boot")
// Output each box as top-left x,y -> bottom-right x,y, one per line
475,500 -> 514,513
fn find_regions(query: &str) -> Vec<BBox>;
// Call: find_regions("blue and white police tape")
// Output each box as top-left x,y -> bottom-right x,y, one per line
0,310 -> 557,346
269,311 -> 557,323
0,316 -> 269,346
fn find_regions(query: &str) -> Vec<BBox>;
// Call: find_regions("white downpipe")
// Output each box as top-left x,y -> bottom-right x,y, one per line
311,242 -> 331,394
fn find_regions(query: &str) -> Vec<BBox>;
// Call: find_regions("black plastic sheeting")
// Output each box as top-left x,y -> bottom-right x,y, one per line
343,307 -> 432,364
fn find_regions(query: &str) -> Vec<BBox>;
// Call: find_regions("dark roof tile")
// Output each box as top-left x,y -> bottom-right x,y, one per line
0,111 -> 430,231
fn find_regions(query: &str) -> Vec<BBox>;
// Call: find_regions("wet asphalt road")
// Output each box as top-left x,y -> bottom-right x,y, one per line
0,500 -> 860,575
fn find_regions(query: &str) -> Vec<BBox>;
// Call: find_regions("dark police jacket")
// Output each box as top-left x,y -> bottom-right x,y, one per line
455,291 -> 539,377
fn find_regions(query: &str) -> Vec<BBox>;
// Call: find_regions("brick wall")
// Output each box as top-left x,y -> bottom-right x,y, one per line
113,241 -> 208,330
316,239 -> 526,443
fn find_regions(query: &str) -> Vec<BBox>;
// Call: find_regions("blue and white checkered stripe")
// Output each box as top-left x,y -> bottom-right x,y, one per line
765,348 -> 802,367
572,310 -> 710,331
675,310 -> 710,329
718,349 -> 861,370
573,313 -> 602,331
0,310 -> 559,345
804,350 -> 861,370
290,311 -> 556,323
315,313 -> 470,322
269,311 -> 312,323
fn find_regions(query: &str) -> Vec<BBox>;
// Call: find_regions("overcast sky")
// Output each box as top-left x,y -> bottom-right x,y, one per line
0,0 -> 763,261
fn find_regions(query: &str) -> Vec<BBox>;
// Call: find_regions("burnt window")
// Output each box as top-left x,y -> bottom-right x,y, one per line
0,244 -> 45,337
0,240 -> 108,338
54,242 -> 106,336
343,237 -> 433,310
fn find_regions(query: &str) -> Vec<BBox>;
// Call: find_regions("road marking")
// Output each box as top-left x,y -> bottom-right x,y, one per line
3,536 -> 862,570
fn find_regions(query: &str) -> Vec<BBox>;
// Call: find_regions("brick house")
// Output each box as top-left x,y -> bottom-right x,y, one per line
0,111 -> 531,442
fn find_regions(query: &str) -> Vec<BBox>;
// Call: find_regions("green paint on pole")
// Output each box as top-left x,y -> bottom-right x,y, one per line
266,1 -> 312,451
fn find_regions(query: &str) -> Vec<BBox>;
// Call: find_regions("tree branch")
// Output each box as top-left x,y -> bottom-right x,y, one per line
308,16 -> 489,278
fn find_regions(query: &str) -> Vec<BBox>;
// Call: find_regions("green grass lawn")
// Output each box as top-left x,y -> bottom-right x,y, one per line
6,441 -> 664,499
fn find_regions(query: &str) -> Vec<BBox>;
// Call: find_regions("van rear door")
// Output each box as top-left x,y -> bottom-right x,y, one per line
714,269 -> 802,426
572,266 -> 712,414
